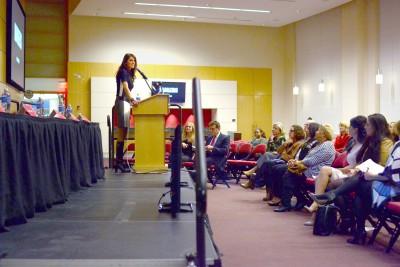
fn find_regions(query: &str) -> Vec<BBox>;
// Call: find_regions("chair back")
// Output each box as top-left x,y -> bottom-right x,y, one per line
251,144 -> 266,156
235,143 -> 252,160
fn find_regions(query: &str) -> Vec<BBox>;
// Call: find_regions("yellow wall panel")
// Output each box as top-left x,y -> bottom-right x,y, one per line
140,64 -> 157,75
0,0 -> 5,22
27,17 -> 64,33
196,67 -> 216,80
236,68 -> 254,95
215,67 -> 236,81
253,95 -> 273,134
0,51 -> 5,82
0,18 -> 5,52
237,95 -> 255,140
27,2 -> 65,17
26,63 -> 64,77
27,33 -> 65,48
27,48 -> 65,64
87,62 -> 118,77
253,69 -> 272,95
172,66 -> 198,79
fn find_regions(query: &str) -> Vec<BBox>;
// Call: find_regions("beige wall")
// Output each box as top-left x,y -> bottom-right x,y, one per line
292,0 -> 380,129
380,0 -> 400,122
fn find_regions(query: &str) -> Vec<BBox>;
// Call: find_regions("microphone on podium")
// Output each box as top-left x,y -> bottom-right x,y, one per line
136,68 -> 148,80
136,68 -> 160,95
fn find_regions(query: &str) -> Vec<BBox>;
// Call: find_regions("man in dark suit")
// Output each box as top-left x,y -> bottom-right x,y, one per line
206,121 -> 230,188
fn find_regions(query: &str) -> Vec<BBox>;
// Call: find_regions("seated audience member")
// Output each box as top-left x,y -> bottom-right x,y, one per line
266,123 -> 320,206
250,128 -> 267,146
305,116 -> 367,214
267,122 -> 286,152
182,122 -> 195,162
206,121 -> 230,183
240,125 -> 305,190
241,123 -> 286,179
334,121 -> 351,152
274,124 -> 336,212
390,121 -> 399,142
312,120 -> 399,246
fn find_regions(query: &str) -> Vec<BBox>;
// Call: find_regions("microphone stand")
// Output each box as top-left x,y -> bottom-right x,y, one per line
137,68 -> 158,95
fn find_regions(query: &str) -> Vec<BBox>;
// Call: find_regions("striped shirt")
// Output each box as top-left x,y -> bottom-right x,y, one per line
302,141 -> 336,178
381,141 -> 400,187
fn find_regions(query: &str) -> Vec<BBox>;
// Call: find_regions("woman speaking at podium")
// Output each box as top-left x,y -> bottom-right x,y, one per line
114,53 -> 139,173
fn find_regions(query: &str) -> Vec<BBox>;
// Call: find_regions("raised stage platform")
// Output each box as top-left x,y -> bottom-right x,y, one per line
0,170 -> 221,267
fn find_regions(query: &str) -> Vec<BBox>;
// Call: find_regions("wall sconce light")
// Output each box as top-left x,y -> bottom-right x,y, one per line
318,79 -> 325,92
292,85 -> 299,95
376,69 -> 383,85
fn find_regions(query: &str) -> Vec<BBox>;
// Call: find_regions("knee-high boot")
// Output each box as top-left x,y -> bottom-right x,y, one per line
115,142 -> 130,173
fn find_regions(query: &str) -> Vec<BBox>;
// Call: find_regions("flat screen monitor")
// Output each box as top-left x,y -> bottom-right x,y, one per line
152,81 -> 186,103
6,0 -> 25,91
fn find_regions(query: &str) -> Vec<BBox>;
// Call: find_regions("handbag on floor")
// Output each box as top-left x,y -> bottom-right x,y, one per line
313,205 -> 339,236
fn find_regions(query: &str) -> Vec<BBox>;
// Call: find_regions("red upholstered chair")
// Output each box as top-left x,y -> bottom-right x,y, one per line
368,201 -> 400,253
165,113 -> 179,128
226,143 -> 254,183
185,114 -> 195,125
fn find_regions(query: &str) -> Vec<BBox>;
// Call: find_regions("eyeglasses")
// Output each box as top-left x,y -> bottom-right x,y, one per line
289,129 -> 294,132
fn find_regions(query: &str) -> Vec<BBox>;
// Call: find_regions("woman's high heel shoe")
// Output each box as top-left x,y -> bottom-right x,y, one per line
114,162 -> 131,173
243,168 -> 256,177
347,230 -> 366,245
310,191 -> 336,205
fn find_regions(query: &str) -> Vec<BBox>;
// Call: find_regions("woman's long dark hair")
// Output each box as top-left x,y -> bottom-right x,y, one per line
292,124 -> 305,142
116,53 -> 137,79
350,115 -> 367,143
307,122 -> 320,140
356,113 -> 391,164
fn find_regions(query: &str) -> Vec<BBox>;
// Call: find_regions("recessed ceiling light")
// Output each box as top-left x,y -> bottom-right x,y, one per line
124,12 -> 196,19
135,2 -> 271,13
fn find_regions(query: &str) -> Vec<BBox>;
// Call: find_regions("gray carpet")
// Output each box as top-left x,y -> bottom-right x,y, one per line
0,170 -> 219,267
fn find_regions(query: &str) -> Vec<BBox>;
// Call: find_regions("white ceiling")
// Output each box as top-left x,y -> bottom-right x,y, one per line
73,0 -> 352,27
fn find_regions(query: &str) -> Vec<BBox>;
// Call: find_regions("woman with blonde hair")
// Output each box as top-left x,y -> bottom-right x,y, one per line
267,122 -> 286,152
334,121 -> 351,152
182,122 -> 195,162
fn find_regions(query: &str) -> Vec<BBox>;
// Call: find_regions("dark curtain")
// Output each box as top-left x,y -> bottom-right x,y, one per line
0,113 -> 105,231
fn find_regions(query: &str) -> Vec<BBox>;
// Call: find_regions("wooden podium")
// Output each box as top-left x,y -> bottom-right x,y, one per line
132,94 -> 169,173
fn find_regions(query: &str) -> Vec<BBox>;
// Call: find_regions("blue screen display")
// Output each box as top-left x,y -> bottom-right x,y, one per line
7,0 -> 25,91
152,81 -> 186,103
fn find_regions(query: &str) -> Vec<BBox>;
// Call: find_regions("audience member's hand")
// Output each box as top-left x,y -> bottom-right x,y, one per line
206,145 -> 213,152
287,159 -> 296,167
